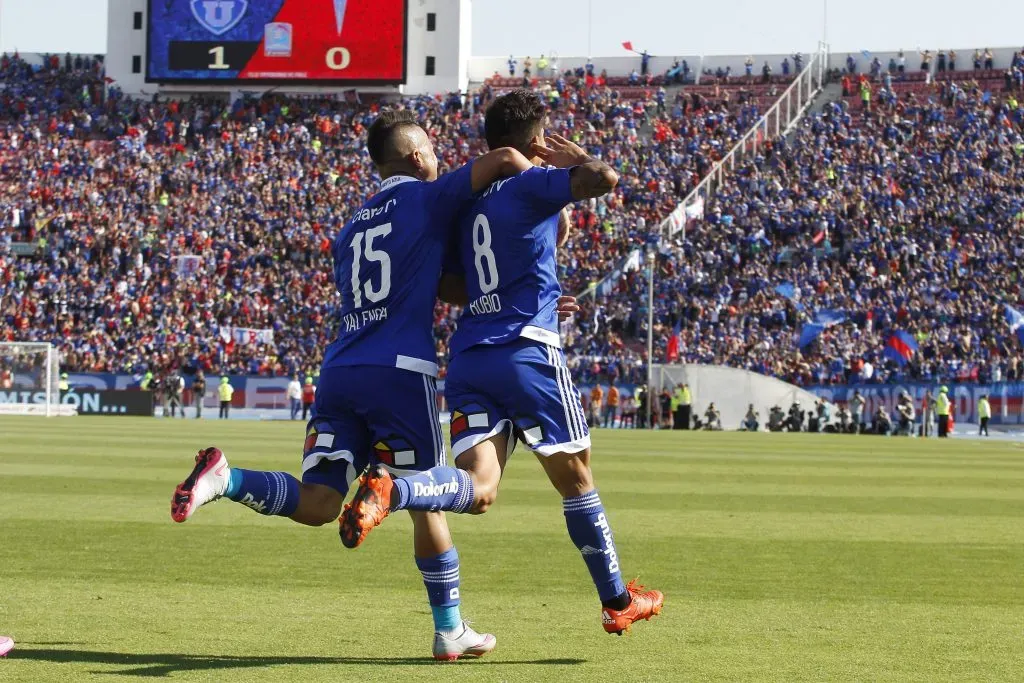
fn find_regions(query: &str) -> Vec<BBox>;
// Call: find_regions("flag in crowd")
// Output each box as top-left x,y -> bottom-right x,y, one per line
883,331 -> 919,366
173,255 -> 202,278
666,320 -> 682,362
219,327 -> 275,346
1006,304 -> 1024,343
798,309 -> 847,348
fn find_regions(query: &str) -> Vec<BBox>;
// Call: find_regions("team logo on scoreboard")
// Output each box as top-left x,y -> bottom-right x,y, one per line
264,22 -> 293,57
190,0 -> 248,36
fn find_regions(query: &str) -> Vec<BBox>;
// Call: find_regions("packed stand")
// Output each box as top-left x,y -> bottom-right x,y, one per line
580,52 -> 1024,387
1,53 -> 765,380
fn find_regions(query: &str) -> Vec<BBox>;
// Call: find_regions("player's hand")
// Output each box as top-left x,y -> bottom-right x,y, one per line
532,134 -> 591,169
557,295 -> 580,322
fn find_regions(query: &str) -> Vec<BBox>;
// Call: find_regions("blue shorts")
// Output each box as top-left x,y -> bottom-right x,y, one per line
445,338 -> 591,458
300,365 -> 446,497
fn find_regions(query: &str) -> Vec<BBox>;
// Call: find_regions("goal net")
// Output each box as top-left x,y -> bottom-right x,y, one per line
0,342 -> 73,416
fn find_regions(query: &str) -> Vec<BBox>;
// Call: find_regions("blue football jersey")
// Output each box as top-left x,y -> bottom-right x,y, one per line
448,166 -> 574,356
322,164 -> 475,376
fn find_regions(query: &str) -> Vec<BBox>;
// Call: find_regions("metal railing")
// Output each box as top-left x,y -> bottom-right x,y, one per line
578,42 -> 829,298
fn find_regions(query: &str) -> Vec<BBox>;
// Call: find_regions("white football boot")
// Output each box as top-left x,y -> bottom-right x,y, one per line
171,447 -> 230,522
432,622 -> 497,661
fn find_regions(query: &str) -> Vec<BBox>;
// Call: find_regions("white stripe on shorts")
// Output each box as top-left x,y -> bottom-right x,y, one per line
555,347 -> 588,441
547,344 -> 583,442
423,374 -> 444,466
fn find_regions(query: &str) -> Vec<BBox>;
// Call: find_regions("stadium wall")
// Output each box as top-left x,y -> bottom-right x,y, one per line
468,47 -> 1023,84
10,373 -> 1023,425
652,364 -> 828,430
106,0 -> 147,95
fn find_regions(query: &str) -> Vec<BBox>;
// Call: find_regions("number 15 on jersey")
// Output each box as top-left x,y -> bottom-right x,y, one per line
342,224 -> 392,332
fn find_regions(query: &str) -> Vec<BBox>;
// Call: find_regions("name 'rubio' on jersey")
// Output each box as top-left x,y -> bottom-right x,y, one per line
447,165 -> 575,356
322,163 -> 476,377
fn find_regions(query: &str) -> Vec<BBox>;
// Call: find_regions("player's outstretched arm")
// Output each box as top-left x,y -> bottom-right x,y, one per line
470,147 -> 532,193
531,134 -> 619,200
556,208 -> 572,247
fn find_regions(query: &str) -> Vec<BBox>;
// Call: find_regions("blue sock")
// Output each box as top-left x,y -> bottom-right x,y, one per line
563,490 -> 627,603
224,468 -> 300,517
416,548 -> 462,633
391,467 -> 474,513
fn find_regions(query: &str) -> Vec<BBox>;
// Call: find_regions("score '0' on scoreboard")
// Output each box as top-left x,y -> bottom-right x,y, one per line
146,0 -> 407,84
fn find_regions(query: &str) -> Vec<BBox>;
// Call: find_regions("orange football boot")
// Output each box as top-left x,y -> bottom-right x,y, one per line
339,464 -> 393,548
601,579 -> 664,635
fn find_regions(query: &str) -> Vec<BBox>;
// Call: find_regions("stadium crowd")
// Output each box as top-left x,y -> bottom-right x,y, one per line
3,48 -> 1024,390
572,54 -> 1024,387
0,53 -> 762,381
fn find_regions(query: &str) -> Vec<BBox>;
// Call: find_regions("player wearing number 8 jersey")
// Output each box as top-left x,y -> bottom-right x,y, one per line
341,91 -> 664,636
170,109 -> 534,659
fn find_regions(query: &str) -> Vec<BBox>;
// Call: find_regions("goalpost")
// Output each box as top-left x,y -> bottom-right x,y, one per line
0,342 -> 73,417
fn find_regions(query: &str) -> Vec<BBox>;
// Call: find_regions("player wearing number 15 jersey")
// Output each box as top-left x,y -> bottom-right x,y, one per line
341,91 -> 664,636
170,110 -> 534,660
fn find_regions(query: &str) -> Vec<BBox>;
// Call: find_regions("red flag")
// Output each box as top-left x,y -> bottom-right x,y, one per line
812,229 -> 826,245
622,41 -> 634,52
666,334 -> 679,362
666,321 -> 682,362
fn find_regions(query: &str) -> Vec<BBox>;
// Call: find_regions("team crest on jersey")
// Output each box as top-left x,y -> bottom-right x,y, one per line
450,406 -> 489,437
374,437 -> 416,467
190,0 -> 248,36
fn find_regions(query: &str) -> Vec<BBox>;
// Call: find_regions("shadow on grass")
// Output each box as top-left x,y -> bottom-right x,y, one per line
11,648 -> 585,677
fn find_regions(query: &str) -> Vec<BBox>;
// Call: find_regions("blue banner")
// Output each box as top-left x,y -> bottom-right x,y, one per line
806,382 -> 1024,425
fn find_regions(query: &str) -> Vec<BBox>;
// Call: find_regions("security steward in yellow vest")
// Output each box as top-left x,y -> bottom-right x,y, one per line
218,377 -> 234,420
977,394 -> 991,437
673,384 -> 693,430
935,386 -> 951,438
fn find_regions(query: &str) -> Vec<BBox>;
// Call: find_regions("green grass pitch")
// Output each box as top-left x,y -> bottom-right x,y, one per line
1,416 -> 1023,682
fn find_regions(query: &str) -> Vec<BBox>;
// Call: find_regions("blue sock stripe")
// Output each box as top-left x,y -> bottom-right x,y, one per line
276,473 -> 289,515
451,470 -> 475,513
421,572 -> 461,582
269,473 -> 282,515
563,491 -> 602,514
421,567 -> 461,576
564,498 -> 600,511
564,500 -> 602,513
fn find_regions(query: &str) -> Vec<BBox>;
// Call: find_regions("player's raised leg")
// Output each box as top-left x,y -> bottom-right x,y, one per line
170,447 -> 350,526
171,392 -> 367,526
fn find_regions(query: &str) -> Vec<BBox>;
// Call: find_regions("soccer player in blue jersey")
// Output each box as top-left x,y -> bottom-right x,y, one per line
340,90 -> 664,636
169,109 -> 534,660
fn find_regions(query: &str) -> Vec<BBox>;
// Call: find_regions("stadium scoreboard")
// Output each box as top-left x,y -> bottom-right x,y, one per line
146,0 -> 407,84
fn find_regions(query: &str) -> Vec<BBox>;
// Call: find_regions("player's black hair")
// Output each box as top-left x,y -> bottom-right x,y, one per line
366,109 -> 422,165
485,89 -> 546,153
